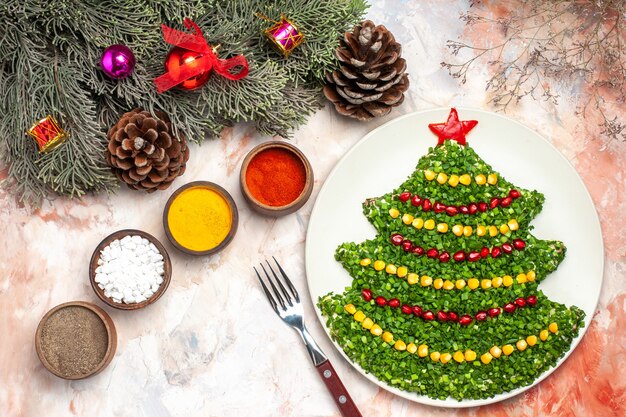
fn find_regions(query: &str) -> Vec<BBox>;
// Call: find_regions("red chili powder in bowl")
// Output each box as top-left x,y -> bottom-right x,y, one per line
245,148 -> 306,207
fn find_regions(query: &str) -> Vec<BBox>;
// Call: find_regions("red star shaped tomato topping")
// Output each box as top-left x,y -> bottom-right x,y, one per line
428,108 -> 478,146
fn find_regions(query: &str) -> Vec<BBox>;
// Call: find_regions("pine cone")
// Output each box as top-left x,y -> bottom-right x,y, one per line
323,20 -> 409,121
105,109 -> 190,193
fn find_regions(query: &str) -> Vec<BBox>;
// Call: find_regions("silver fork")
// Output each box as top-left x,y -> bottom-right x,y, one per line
255,257 -> 362,417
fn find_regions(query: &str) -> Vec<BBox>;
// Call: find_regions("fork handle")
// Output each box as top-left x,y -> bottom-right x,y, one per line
316,360 -> 363,417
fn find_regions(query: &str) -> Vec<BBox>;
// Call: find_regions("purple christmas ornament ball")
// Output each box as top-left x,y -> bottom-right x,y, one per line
100,44 -> 136,79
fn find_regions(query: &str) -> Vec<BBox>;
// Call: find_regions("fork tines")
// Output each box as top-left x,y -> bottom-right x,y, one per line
254,257 -> 300,312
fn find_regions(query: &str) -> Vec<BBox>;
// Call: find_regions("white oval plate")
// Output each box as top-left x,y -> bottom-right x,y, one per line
305,108 -> 603,407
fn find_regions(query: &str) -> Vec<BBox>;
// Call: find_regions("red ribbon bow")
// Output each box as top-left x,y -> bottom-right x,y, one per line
154,18 -> 249,93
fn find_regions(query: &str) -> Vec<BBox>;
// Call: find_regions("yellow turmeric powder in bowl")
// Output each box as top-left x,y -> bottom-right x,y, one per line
164,182 -> 238,255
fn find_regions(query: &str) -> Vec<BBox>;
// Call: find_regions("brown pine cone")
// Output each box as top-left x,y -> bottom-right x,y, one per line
323,20 -> 409,121
105,108 -> 190,193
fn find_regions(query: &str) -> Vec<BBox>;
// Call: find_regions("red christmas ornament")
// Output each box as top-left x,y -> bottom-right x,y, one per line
428,108 -> 478,146
154,18 -> 249,93
27,115 -> 68,153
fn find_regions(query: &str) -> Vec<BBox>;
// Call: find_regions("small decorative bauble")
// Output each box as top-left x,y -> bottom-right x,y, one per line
163,46 -> 211,91
27,115 -> 68,153
262,15 -> 304,57
100,44 -> 136,79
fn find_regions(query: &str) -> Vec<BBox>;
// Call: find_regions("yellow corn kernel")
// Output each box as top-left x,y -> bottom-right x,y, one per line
386,264 -> 397,275
453,351 -> 465,363
437,223 -> 449,233
344,304 -> 357,315
459,174 -> 472,185
412,218 -> 425,229
370,324 -> 383,336
516,340 -> 528,351
481,352 -> 493,364
549,322 -> 559,333
430,351 -> 441,362
407,273 -> 419,285
487,173 -> 498,185
448,174 -> 460,187
489,225 -> 499,237
389,208 -> 400,218
476,225 -> 487,237
402,213 -> 414,225
527,270 -> 536,282
508,219 -> 519,231
540,330 -> 549,341
452,224 -> 464,236
526,335 -> 538,346
407,343 -> 418,354
440,353 -> 452,364
418,344 -> 429,357
362,318 -> 374,329
424,169 -> 436,181
382,331 -> 394,343
437,172 -> 448,184
359,258 -> 371,267
433,278 -> 444,290
468,278 -> 480,290
492,276 -> 503,288
516,273 -> 528,284
394,340 -> 407,351
489,346 -> 502,358
464,349 -> 477,362
502,344 -> 515,356
353,311 -> 365,322
500,224 -> 510,235
463,225 -> 473,237
481,279 -> 492,289
397,266 -> 408,278
475,174 -> 487,185
424,219 -> 435,230
503,275 -> 514,287
455,279 -> 467,290
443,280 -> 455,290
373,260 -> 386,271
421,275 -> 433,287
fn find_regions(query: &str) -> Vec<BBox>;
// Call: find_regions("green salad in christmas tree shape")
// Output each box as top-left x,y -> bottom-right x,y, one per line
318,108 -> 585,401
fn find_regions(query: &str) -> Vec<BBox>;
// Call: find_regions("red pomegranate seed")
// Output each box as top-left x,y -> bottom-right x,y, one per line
480,247 -> 490,258
491,247 -> 502,258
391,233 -> 404,245
426,248 -> 439,258
502,243 -> 513,254
500,197 -> 512,207
388,298 -> 400,308
513,239 -> 526,250
469,203 -> 478,214
422,310 -> 435,320
398,192 -> 411,202
453,251 -> 466,262
434,202 -> 446,213
514,297 -> 526,308
361,288 -> 372,301
402,240 -> 413,252
422,199 -> 432,211
489,197 -> 500,209
526,295 -> 538,306
509,189 -> 521,199
478,202 -> 488,212
488,308 -> 501,317
437,311 -> 448,321
412,246 -> 425,256
411,195 -> 423,207
375,296 -> 387,306
448,311 -> 459,322
401,304 -> 413,314
503,303 -> 516,313
459,315 -> 473,325
475,311 -> 488,321
468,251 -> 481,262
412,305 -> 423,316
446,206 -> 459,216
439,251 -> 451,262
459,205 -> 469,214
